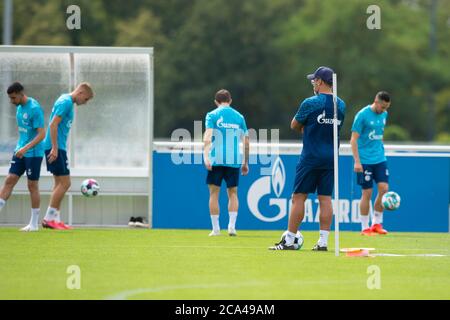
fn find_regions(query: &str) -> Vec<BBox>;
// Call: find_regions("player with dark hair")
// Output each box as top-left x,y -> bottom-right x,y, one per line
204,89 -> 249,236
350,91 -> 391,235
41,83 -> 94,230
0,82 -> 45,231
270,67 -> 346,251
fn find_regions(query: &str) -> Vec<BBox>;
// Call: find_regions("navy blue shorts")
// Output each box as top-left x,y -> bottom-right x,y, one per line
206,166 -> 240,188
357,161 -> 389,190
293,164 -> 334,196
9,156 -> 43,181
45,149 -> 70,176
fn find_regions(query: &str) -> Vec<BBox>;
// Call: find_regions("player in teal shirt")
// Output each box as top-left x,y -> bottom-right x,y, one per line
351,106 -> 387,165
16,97 -> 45,157
351,91 -> 391,236
204,89 -> 249,237
42,83 -> 94,230
205,102 -> 248,168
0,82 -> 45,232
43,93 -> 74,152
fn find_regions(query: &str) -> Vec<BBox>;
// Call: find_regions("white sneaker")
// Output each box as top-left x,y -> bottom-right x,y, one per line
209,230 -> 221,236
228,228 -> 237,236
20,224 -> 38,232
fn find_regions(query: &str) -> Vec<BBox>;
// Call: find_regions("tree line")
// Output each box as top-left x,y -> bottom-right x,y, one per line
1,0 -> 449,142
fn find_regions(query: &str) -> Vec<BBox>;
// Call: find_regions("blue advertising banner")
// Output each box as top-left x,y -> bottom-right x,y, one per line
153,152 -> 450,232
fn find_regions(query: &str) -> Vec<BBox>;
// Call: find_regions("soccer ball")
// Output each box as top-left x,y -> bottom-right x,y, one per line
280,230 -> 304,250
381,191 -> 401,211
81,179 -> 100,197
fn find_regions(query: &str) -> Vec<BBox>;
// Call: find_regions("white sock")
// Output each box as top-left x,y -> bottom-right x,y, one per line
318,230 -> 329,247
360,214 -> 370,230
210,215 -> 220,232
285,231 -> 296,246
228,211 -> 237,230
30,208 -> 40,228
372,210 -> 383,225
0,198 -> 5,211
44,207 -> 58,222
55,210 -> 61,223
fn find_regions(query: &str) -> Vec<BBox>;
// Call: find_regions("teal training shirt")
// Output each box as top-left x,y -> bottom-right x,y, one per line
351,105 -> 388,165
44,94 -> 74,151
15,97 -> 45,157
205,105 -> 248,168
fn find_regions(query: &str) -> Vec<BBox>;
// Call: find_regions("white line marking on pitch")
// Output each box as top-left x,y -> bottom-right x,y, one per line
371,253 -> 448,257
104,279 -> 365,300
374,248 -> 450,251
104,281 -> 267,300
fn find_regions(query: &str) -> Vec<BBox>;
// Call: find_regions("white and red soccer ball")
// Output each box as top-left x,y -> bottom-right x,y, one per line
81,179 -> 100,198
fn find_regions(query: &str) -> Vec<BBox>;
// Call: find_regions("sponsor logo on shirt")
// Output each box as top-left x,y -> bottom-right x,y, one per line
317,110 -> 341,125
216,116 -> 239,129
368,130 -> 383,140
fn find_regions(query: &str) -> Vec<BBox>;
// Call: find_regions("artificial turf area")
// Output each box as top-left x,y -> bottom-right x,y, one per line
0,228 -> 449,300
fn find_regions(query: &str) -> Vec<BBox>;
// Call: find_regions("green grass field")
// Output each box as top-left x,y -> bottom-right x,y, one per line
0,228 -> 449,300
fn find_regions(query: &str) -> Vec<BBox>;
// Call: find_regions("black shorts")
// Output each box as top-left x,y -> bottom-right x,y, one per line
357,161 -> 389,190
293,163 -> 334,196
9,155 -> 43,181
206,166 -> 240,188
45,149 -> 70,176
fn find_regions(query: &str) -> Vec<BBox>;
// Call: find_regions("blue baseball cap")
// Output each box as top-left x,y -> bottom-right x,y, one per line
306,66 -> 334,85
